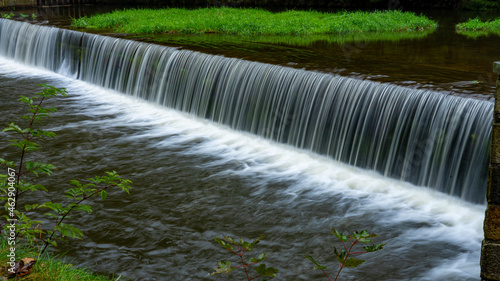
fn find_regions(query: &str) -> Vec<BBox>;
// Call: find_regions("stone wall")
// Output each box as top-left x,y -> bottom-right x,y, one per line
482,61 -> 500,281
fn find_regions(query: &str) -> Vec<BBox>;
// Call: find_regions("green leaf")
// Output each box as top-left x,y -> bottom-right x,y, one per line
251,235 -> 265,247
223,236 -> 237,245
340,257 -> 365,268
25,161 -> 55,176
40,202 -> 63,212
73,204 -> 93,213
215,237 -> 234,251
101,190 -> 107,200
331,228 -> 349,242
32,129 -> 57,138
254,263 -> 278,277
241,240 -> 253,251
8,140 -> 25,150
364,243 -> 386,252
210,261 -> 234,275
353,230 -> 377,243
69,179 -> 81,186
249,253 -> 268,263
11,139 -> 40,151
43,212 -> 59,219
0,158 -> 15,168
22,183 -> 48,192
334,247 -> 347,264
56,223 -> 84,239
304,255 -> 327,270
3,123 -> 23,134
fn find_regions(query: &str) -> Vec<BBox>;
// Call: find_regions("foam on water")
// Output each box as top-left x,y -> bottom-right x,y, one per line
0,19 -> 492,204
0,48 -> 484,280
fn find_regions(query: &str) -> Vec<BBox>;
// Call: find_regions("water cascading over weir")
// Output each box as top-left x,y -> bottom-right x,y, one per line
0,19 -> 492,204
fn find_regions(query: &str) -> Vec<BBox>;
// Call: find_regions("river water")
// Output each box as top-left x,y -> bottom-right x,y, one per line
0,57 -> 485,280
0,5 -> 497,281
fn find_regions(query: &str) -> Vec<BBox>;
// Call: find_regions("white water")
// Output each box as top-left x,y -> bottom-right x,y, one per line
0,19 -> 493,204
0,56 -> 485,280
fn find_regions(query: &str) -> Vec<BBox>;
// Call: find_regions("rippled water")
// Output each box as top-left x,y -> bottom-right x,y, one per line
0,57 -> 485,280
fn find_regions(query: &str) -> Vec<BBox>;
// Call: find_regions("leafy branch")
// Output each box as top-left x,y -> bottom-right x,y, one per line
2,84 -> 66,210
211,235 -> 278,281
0,84 -> 132,263
305,228 -> 385,281
26,171 -> 131,255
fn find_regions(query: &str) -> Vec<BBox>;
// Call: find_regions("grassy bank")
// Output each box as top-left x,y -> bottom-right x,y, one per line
456,17 -> 500,38
72,8 -> 437,36
0,239 -> 120,281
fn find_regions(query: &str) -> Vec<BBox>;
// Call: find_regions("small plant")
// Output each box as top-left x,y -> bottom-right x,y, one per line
211,235 -> 279,280
0,84 -> 131,278
305,228 -> 385,281
1,12 -> 14,19
71,8 -> 437,36
20,13 -> 28,18
456,17 -> 500,38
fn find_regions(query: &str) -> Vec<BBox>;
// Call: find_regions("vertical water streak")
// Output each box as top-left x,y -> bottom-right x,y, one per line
0,19 -> 492,203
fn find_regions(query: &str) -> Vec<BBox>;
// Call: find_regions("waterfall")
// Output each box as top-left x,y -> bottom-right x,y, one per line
0,19 -> 492,203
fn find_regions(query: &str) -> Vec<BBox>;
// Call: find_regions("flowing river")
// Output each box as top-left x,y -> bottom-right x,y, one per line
0,8 -> 495,280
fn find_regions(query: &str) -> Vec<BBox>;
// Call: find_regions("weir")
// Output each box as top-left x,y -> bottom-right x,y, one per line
0,19 -> 493,204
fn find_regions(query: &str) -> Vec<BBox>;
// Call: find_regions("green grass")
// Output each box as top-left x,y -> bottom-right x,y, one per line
456,17 -> 500,38
72,8 -> 437,36
0,238 -> 121,281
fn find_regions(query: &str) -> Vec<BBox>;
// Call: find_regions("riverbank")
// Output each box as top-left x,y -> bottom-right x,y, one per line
456,17 -> 500,38
0,239 -> 120,280
71,8 -> 437,35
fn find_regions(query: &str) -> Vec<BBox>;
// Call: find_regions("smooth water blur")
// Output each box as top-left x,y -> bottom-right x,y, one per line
0,58 -> 484,280
0,19 -> 492,203
0,5 -> 496,280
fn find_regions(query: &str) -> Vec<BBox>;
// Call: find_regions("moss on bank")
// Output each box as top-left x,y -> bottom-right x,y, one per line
71,8 -> 437,36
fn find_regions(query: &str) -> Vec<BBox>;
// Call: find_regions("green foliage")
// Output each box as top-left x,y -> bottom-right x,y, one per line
211,235 -> 278,280
1,11 -> 14,19
305,228 -> 385,281
72,8 -> 437,36
0,84 -> 132,257
0,237 -> 122,280
456,17 -> 500,38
